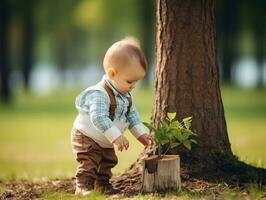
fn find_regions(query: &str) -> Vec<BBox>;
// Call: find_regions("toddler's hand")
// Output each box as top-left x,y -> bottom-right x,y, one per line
138,134 -> 153,146
113,135 -> 129,152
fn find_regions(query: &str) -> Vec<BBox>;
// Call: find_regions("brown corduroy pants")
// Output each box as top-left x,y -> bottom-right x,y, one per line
71,129 -> 118,188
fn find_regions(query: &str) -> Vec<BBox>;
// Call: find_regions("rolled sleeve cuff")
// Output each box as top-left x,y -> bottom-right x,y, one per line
130,123 -> 146,139
104,126 -> 122,143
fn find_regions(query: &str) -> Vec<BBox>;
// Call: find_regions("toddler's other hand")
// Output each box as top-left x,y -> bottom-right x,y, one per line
138,134 -> 153,146
113,135 -> 129,152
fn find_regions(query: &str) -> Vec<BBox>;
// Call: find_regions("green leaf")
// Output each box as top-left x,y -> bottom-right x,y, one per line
181,129 -> 193,139
167,112 -> 176,121
161,121 -> 169,128
182,116 -> 192,129
170,142 -> 180,149
160,139 -> 169,145
143,122 -> 156,132
183,116 -> 192,122
183,140 -> 191,150
171,128 -> 182,141
190,139 -> 197,144
154,130 -> 163,141
169,121 -> 180,129
160,121 -> 169,134
146,114 -> 196,154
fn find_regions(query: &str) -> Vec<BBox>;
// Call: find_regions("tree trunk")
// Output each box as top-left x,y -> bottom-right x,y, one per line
111,1 -> 266,193
139,0 -> 155,84
0,0 -> 11,103
21,3 -> 35,90
153,0 -> 233,160
216,0 -> 238,83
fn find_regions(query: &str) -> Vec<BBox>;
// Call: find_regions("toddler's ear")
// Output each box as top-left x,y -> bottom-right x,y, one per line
107,68 -> 117,79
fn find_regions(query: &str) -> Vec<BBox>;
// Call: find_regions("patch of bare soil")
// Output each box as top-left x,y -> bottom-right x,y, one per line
1,171 -> 266,200
0,178 -> 75,200
1,148 -> 266,199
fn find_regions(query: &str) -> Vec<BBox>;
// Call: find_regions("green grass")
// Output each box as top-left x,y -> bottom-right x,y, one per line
221,86 -> 266,168
39,187 -> 266,200
42,191 -> 106,200
0,86 -> 266,181
0,87 -> 153,180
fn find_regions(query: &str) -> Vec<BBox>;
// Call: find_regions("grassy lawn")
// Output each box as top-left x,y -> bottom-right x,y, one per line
222,86 -> 266,168
0,85 -> 266,199
37,187 -> 266,200
0,86 -> 266,180
0,87 -> 153,180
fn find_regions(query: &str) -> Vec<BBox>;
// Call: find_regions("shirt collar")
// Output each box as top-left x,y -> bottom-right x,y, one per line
102,75 -> 130,98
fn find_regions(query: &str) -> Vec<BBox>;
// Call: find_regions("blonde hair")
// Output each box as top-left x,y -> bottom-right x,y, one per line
103,37 -> 147,72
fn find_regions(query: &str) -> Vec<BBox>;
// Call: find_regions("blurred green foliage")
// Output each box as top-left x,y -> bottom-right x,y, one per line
7,0 -> 150,68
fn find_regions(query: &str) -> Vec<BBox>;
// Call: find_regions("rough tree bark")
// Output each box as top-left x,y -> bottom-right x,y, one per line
112,0 -> 266,193
152,0 -> 232,160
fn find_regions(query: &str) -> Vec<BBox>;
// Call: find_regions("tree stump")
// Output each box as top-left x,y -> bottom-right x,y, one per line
142,155 -> 181,193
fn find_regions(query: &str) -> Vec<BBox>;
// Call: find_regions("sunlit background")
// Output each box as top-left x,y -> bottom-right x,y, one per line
0,0 -> 266,180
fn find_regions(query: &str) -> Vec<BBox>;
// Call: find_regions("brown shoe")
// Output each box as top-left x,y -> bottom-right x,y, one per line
87,179 -> 94,190
94,179 -> 120,195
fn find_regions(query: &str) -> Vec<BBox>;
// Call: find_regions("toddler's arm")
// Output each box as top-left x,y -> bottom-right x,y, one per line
137,134 -> 153,146
79,90 -> 122,143
126,103 -> 148,140
113,135 -> 129,151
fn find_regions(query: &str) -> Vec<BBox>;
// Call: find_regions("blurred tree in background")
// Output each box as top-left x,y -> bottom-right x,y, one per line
216,0 -> 238,83
247,0 -> 266,87
216,0 -> 266,84
0,0 -> 266,103
0,0 -> 11,103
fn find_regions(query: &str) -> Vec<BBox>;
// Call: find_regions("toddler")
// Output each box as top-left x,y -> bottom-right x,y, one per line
71,37 -> 153,196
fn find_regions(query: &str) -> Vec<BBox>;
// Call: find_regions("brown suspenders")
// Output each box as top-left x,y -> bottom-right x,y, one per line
100,81 -> 132,121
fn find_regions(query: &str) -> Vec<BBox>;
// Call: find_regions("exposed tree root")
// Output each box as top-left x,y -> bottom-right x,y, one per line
111,146 -> 266,195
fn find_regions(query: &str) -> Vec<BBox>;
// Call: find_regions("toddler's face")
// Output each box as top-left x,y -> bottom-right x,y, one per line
110,63 -> 146,94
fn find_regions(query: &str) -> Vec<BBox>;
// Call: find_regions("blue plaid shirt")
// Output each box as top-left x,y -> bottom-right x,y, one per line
76,75 -> 144,134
